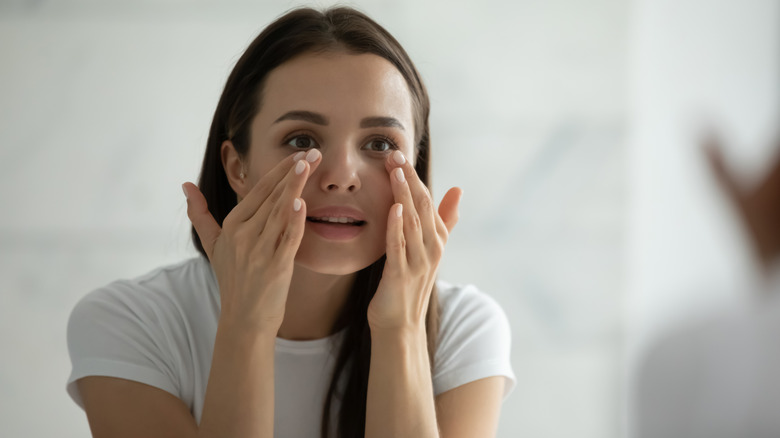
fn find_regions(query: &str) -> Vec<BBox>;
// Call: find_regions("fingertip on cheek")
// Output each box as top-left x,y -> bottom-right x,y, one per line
394,167 -> 405,183
295,160 -> 307,175
392,150 -> 406,166
305,148 -> 320,163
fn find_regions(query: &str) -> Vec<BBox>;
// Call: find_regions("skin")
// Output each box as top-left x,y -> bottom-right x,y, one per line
218,51 -> 436,339
214,50 -> 468,339
77,51 -> 505,438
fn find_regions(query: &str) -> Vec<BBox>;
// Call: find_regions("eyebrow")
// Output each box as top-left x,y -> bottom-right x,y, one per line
274,110 -> 328,125
273,111 -> 405,131
360,116 -> 405,131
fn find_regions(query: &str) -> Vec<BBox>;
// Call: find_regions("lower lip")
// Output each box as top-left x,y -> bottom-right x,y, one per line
306,221 -> 364,240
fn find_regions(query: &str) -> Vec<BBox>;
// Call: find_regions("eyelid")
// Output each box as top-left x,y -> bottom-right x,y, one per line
362,133 -> 401,152
282,130 -> 403,152
282,130 -> 321,149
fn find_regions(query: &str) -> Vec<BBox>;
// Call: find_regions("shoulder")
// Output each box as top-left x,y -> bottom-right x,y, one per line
70,256 -> 216,322
436,280 -> 510,338
107,255 -> 215,300
433,280 -> 516,399
68,256 -> 218,357
66,257 -> 216,408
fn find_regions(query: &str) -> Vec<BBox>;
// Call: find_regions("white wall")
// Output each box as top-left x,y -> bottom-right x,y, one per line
626,0 -> 779,433
0,1 -> 627,437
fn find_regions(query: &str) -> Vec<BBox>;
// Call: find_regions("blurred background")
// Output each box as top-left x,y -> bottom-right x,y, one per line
0,0 -> 776,437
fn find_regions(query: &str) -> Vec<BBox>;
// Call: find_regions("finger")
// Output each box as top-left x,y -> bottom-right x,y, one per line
438,187 -> 462,233
228,151 -> 298,224
387,151 -> 438,247
244,150 -> 320,234
384,203 -> 406,269
231,149 -> 320,224
183,182 -> 221,260
271,197 -> 308,263
254,159 -> 314,258
389,163 -> 425,265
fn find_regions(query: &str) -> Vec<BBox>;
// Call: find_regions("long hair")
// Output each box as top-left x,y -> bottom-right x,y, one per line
190,7 -> 440,438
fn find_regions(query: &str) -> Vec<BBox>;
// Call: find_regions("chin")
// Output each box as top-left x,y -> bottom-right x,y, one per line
294,242 -> 384,276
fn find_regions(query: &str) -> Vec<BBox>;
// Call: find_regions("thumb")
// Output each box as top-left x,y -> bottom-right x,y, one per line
438,187 -> 463,233
182,182 -> 221,259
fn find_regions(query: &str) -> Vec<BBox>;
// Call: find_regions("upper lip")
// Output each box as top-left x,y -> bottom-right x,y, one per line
306,206 -> 367,222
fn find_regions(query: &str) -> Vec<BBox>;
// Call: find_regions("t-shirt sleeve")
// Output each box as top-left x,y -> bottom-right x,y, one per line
432,283 -> 516,401
66,283 -> 180,409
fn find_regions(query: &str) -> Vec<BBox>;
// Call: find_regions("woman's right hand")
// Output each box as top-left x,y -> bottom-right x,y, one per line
182,149 -> 321,333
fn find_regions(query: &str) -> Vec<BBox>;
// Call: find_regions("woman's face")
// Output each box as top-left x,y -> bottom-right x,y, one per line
242,51 -> 416,275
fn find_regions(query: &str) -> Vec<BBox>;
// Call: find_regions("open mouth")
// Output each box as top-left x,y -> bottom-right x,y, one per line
306,216 -> 366,226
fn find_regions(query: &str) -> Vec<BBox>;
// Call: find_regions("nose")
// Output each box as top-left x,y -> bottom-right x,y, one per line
315,145 -> 362,193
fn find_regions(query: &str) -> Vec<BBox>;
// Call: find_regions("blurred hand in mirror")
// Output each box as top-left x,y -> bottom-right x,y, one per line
705,137 -> 780,270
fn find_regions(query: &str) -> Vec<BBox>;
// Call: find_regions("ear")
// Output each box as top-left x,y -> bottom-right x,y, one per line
221,140 -> 249,199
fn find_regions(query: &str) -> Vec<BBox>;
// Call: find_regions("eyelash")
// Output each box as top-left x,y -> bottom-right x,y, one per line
363,134 -> 401,153
282,132 -> 401,153
283,131 -> 320,150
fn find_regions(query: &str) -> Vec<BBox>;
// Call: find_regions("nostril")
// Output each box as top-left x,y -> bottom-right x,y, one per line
325,183 -> 359,192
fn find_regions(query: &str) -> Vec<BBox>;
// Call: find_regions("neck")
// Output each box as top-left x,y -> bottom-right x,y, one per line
276,265 -> 355,341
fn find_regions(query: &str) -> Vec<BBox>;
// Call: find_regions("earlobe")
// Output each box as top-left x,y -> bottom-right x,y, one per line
221,140 -> 248,196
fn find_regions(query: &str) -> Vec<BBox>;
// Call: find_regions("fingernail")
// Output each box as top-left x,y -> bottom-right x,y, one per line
396,204 -> 403,217
294,151 -> 306,161
181,184 -> 190,199
395,167 -> 405,183
393,150 -> 406,165
305,149 -> 320,163
293,198 -> 302,212
295,160 -> 306,175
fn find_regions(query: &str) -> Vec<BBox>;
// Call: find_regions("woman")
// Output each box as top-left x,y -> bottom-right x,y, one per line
66,6 -> 515,438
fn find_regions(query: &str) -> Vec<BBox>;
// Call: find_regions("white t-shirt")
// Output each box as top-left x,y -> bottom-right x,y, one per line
66,256 -> 516,436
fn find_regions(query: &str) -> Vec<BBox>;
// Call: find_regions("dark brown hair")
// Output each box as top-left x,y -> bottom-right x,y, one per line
190,6 -> 439,438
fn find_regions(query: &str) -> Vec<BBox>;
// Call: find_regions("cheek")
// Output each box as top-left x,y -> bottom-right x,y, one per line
248,144 -> 293,181
366,166 -> 395,210
252,158 -> 281,178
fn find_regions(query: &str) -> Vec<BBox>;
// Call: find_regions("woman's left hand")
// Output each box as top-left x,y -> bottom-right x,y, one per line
367,150 -> 462,332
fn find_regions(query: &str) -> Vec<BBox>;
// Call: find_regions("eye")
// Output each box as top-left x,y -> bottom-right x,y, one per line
285,135 -> 318,149
363,137 -> 398,153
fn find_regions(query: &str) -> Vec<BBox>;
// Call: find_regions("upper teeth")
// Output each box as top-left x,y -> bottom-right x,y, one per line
313,217 -> 358,224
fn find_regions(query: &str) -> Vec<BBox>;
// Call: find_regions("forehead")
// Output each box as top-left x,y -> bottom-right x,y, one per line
259,51 -> 414,128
